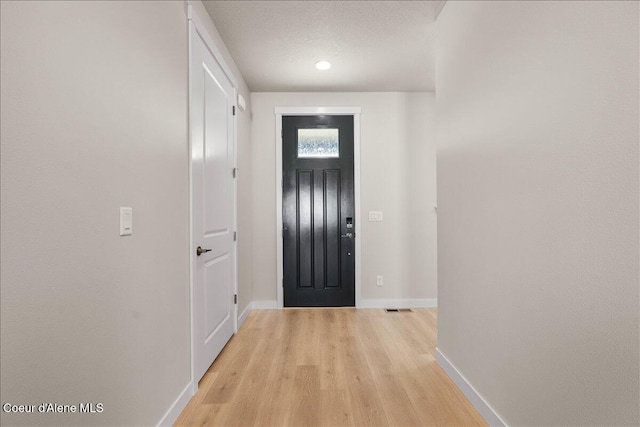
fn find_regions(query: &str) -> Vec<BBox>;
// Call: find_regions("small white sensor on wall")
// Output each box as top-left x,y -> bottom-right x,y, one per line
237,93 -> 246,112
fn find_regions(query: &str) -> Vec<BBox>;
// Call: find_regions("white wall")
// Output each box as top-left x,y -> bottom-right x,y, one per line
250,92 -> 437,306
0,1 -> 252,425
436,1 -> 639,426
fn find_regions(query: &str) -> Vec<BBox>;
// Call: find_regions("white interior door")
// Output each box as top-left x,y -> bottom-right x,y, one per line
190,21 -> 236,383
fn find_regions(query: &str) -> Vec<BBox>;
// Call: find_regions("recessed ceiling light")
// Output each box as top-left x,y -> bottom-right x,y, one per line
315,60 -> 332,71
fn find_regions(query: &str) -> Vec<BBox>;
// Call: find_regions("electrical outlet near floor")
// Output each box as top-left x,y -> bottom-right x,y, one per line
376,275 -> 384,286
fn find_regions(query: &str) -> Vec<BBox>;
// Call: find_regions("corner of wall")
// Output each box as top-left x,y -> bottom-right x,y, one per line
435,349 -> 507,427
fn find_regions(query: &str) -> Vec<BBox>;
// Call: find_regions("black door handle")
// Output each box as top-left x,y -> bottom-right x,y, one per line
196,246 -> 212,256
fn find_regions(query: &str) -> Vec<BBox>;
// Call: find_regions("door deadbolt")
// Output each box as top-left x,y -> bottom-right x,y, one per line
196,246 -> 212,256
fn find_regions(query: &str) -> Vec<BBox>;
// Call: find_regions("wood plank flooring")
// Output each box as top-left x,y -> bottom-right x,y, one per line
175,308 -> 487,427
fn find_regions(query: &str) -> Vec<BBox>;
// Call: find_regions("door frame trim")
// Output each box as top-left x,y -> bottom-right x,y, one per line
187,4 -> 238,395
274,107 -> 362,309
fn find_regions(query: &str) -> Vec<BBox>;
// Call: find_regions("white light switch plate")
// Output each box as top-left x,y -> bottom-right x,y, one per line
369,211 -> 383,222
120,207 -> 133,236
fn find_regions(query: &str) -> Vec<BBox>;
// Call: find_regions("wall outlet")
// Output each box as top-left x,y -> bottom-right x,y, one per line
376,275 -> 384,286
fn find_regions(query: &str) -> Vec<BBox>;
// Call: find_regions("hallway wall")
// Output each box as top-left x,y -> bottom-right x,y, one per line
250,92 -> 437,306
436,1 -> 639,425
0,1 -> 252,425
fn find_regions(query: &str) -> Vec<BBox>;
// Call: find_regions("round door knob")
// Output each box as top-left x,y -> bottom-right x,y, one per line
196,246 -> 212,256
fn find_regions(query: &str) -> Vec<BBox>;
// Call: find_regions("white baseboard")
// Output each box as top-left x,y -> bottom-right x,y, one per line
358,298 -> 437,309
248,299 -> 434,310
252,300 -> 278,309
238,302 -> 252,329
435,349 -> 507,427
156,381 -> 194,427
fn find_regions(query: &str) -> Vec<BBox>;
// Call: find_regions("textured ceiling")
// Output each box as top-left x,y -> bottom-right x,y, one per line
202,1 -> 438,92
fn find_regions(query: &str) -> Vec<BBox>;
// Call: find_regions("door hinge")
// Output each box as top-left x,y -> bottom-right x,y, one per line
234,294 -> 237,304
233,105 -> 236,116
232,167 -> 237,178
233,231 -> 237,241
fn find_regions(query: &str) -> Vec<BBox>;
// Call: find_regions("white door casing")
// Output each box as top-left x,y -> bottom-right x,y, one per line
189,17 -> 237,384
274,107 -> 362,309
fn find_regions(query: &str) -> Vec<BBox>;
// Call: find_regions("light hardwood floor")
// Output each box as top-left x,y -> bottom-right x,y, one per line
175,308 -> 486,427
